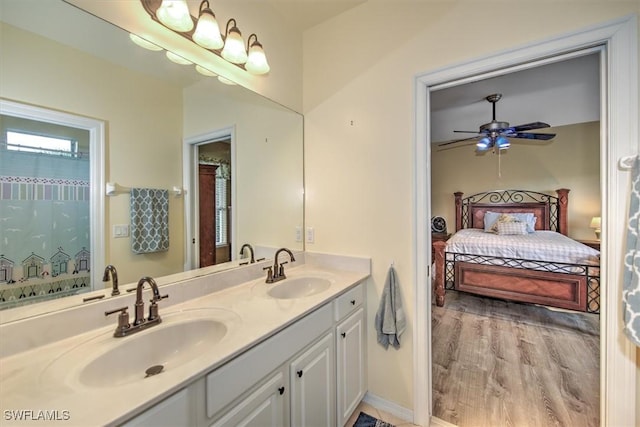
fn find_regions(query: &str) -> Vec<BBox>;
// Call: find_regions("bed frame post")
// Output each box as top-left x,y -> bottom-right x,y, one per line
556,188 -> 570,235
433,240 -> 446,306
454,192 -> 463,232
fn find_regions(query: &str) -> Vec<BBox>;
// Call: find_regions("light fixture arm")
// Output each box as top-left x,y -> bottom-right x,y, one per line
247,33 -> 259,49
224,18 -> 238,39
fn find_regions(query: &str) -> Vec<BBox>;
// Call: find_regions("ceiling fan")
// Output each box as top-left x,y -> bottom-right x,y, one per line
438,93 -> 556,151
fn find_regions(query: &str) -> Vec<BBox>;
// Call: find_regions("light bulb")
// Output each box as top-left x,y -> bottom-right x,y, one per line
129,34 -> 163,51
166,51 -> 192,65
221,23 -> 247,64
192,3 -> 223,50
246,39 -> 270,75
156,0 -> 193,32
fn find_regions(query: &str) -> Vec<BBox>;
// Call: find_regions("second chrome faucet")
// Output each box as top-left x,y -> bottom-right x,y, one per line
264,248 -> 296,283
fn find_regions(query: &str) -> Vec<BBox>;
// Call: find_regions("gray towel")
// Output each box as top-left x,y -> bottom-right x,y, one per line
623,155 -> 640,346
130,188 -> 169,254
375,265 -> 406,349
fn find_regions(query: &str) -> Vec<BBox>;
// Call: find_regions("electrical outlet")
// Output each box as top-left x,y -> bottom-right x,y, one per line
295,226 -> 302,242
306,226 -> 314,243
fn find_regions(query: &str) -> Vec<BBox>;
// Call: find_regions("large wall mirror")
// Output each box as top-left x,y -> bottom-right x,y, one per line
0,0 -> 303,322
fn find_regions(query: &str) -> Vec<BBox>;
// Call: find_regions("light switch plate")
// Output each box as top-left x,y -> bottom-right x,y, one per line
306,226 -> 314,243
113,224 -> 130,238
295,226 -> 302,242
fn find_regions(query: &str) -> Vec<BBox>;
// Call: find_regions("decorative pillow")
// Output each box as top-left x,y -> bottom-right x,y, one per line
484,211 -> 536,233
496,221 -> 529,235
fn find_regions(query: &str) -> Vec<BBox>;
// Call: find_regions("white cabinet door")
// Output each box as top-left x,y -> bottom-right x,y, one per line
336,308 -> 366,427
290,333 -> 335,427
122,387 -> 193,427
209,370 -> 288,427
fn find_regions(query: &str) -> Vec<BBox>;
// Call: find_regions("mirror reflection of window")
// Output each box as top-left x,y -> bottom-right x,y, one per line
0,115 -> 91,309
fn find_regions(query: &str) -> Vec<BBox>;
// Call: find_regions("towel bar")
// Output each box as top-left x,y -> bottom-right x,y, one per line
105,182 -> 182,197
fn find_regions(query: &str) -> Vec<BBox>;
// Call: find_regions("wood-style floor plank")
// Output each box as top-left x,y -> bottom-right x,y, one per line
432,292 -> 599,427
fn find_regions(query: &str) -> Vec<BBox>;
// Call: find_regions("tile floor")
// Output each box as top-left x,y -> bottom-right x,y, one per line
346,401 -> 420,427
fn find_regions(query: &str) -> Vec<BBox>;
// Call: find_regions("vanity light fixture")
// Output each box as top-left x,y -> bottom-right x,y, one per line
166,51 -> 193,65
129,33 -> 163,51
195,65 -> 217,76
140,0 -> 270,75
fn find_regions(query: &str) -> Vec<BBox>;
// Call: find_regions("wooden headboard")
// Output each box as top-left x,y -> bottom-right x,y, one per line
454,189 -> 569,235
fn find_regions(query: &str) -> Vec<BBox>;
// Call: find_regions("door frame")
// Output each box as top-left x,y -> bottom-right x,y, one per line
413,15 -> 638,426
183,126 -> 236,271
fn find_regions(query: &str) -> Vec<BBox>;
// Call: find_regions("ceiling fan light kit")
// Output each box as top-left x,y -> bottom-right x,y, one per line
440,93 -> 556,153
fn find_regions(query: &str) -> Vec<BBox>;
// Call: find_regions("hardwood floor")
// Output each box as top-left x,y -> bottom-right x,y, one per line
432,291 -> 600,427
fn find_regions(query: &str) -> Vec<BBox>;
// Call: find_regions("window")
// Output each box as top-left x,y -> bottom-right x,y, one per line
215,172 -> 228,246
6,131 -> 78,157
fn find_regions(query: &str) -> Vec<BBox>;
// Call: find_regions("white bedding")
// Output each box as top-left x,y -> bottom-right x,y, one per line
445,228 -> 600,265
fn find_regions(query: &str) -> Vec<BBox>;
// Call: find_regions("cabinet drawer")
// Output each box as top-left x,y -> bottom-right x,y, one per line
334,282 -> 364,321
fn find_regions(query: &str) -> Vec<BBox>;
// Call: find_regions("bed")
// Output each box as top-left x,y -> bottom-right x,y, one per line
433,189 -> 601,314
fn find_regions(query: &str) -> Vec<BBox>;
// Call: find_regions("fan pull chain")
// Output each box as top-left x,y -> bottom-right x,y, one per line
498,147 -> 502,178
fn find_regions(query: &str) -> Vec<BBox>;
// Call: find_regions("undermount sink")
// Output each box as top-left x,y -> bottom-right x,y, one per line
267,276 -> 332,299
40,308 -> 238,389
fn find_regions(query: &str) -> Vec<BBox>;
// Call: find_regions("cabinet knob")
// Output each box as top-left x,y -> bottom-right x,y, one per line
341,332 -> 346,338
297,370 -> 303,378
278,386 -> 285,395
350,299 -> 356,305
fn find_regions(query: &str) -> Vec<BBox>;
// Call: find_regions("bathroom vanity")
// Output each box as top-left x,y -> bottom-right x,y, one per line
0,252 -> 370,426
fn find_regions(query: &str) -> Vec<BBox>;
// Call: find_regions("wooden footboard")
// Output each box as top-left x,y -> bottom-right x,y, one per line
454,262 -> 587,312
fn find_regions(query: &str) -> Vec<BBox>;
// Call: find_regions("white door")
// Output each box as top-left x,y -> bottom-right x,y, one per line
290,333 -> 335,426
336,308 -> 365,426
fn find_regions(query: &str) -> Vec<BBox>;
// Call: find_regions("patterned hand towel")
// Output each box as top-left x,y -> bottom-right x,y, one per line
623,155 -> 640,346
130,188 -> 169,254
375,265 -> 406,349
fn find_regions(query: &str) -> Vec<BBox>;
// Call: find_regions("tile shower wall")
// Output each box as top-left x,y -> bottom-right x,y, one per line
0,151 -> 90,309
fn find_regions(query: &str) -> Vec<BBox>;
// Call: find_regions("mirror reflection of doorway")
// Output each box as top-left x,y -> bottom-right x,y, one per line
197,139 -> 231,268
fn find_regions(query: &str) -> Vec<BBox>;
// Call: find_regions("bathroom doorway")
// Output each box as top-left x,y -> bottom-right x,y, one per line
412,17 -> 637,427
428,52 -> 601,426
183,126 -> 236,271
197,139 -> 231,267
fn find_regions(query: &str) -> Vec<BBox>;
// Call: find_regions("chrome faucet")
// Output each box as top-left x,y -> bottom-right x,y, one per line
105,276 -> 168,338
265,248 -> 296,283
239,243 -> 255,264
102,264 -> 119,296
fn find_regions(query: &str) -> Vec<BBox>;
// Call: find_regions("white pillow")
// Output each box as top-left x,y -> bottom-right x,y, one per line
484,211 -> 536,233
496,221 -> 529,235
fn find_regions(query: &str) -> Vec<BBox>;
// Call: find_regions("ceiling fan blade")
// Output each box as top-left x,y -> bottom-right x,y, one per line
437,140 -> 478,151
438,136 -> 479,146
453,130 -> 481,134
510,132 -> 556,140
510,122 -> 551,132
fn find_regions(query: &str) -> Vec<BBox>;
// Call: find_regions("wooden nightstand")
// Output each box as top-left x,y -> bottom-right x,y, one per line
431,233 -> 451,259
577,239 -> 600,251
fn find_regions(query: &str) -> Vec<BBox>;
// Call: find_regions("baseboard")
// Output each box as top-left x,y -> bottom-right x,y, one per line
430,416 -> 457,427
362,392 -> 414,423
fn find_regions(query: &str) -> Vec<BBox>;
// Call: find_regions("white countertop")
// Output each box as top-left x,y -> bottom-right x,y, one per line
0,258 -> 369,426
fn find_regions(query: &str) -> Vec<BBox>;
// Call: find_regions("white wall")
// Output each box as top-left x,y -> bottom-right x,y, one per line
182,79 -> 304,252
303,0 -> 639,413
